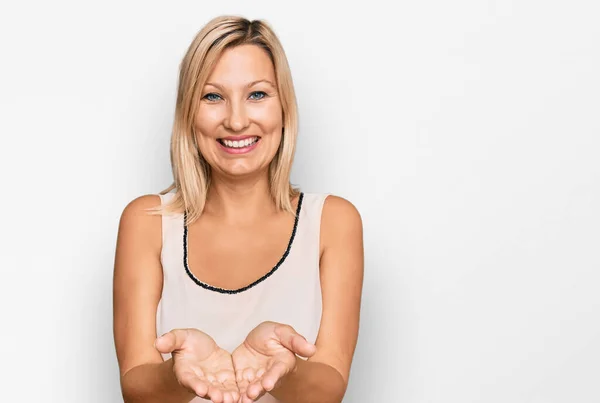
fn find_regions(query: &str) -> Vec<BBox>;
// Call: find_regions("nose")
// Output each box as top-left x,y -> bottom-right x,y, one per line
224,99 -> 249,132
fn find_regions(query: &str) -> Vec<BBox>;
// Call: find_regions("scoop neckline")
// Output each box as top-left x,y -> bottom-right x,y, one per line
182,193 -> 304,294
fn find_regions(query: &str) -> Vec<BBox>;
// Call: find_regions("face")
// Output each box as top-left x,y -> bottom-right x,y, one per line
193,44 -> 283,179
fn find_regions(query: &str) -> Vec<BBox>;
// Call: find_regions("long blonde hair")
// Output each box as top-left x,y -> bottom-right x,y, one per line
148,15 -> 300,224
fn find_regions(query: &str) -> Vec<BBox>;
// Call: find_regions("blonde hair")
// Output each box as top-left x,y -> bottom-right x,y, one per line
149,15 -> 300,224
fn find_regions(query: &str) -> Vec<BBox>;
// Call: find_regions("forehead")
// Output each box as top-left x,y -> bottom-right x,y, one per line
207,44 -> 275,86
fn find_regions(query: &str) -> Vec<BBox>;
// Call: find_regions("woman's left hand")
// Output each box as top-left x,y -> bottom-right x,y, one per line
231,321 -> 316,402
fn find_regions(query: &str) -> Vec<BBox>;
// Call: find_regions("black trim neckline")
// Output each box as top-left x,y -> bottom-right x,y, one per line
183,192 -> 304,294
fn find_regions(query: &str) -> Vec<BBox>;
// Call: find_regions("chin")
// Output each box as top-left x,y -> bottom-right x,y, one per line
218,162 -> 267,178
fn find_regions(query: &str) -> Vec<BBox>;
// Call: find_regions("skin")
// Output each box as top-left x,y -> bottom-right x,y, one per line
154,329 -> 240,403
193,44 -> 283,182
231,322 -> 317,402
113,43 -> 363,403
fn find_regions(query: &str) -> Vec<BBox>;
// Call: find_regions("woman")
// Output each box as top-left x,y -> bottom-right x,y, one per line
113,15 -> 364,403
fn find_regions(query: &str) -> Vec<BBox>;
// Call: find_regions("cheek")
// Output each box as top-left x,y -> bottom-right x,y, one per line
250,101 -> 283,130
194,108 -> 223,137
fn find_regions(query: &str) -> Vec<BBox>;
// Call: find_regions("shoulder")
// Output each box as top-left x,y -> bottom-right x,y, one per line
118,194 -> 163,249
320,195 -> 363,254
120,194 -> 162,222
321,194 -> 363,233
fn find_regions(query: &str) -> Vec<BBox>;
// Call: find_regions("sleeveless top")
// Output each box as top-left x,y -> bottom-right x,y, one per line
156,191 -> 327,403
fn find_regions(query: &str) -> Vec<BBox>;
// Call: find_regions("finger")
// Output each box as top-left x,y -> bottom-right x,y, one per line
236,375 -> 249,395
235,368 -> 245,383
221,390 -> 233,403
242,367 -> 256,382
154,329 -> 189,354
178,370 -> 209,397
216,369 -> 236,385
207,383 -> 224,403
275,325 -> 316,357
223,385 -> 239,403
246,379 -> 265,401
292,334 -> 317,357
235,368 -> 249,397
237,390 -> 247,403
220,376 -> 240,402
261,360 -> 288,391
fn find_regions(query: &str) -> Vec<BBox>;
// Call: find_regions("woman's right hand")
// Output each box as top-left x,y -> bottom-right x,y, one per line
155,328 -> 240,403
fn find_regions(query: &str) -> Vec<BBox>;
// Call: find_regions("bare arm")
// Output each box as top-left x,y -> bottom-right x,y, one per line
119,359 -> 195,403
270,195 -> 364,403
113,195 -> 196,403
268,357 -> 347,403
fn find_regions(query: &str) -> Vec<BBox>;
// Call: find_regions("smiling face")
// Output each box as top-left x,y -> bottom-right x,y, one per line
193,44 -> 283,179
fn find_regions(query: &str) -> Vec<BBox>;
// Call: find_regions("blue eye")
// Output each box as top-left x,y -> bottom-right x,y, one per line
203,93 -> 222,102
249,91 -> 267,100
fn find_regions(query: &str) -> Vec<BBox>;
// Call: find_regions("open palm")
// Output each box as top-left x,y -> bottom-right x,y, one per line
231,321 -> 316,402
155,328 -> 240,403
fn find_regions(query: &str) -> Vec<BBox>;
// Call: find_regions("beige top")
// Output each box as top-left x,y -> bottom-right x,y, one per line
156,191 -> 327,402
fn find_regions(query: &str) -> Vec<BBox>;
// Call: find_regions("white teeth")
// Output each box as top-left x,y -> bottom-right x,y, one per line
222,137 -> 258,148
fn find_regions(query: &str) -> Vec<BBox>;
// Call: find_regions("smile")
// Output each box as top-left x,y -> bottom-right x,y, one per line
216,136 -> 261,154
217,136 -> 260,148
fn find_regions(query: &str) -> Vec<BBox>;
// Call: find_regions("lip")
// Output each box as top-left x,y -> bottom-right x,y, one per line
217,137 -> 260,155
219,135 -> 260,141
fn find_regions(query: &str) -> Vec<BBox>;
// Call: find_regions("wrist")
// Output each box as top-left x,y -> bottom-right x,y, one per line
161,358 -> 197,401
285,355 -> 304,379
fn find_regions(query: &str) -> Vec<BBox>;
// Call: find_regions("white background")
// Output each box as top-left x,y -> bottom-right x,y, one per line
1,1 -> 599,402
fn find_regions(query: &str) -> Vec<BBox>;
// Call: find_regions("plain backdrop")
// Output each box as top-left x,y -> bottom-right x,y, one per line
0,0 -> 599,402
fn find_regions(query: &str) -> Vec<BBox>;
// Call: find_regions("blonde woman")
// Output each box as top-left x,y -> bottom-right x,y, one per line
113,15 -> 364,403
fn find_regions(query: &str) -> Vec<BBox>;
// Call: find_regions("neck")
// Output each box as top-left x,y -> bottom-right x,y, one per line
204,171 -> 277,223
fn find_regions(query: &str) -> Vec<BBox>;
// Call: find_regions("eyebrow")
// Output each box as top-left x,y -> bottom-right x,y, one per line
204,79 -> 276,90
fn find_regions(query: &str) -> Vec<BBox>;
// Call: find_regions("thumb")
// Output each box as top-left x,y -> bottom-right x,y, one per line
275,325 -> 317,358
154,329 -> 189,354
